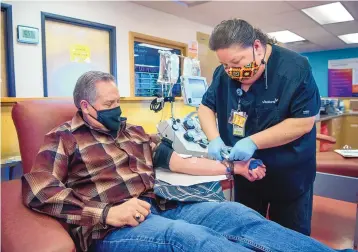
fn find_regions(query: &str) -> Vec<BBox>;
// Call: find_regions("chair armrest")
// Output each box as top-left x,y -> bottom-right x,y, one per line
221,180 -> 233,190
1,180 -> 75,252
316,133 -> 336,144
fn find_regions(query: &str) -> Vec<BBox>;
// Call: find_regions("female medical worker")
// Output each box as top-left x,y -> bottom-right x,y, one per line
198,19 -> 321,236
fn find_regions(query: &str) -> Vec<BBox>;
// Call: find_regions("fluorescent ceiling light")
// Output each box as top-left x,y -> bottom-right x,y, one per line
135,64 -> 158,67
173,0 -> 210,7
302,2 -> 354,25
267,30 -> 305,43
138,43 -> 172,51
338,33 -> 358,44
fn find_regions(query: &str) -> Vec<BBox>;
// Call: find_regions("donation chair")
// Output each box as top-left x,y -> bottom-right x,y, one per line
1,99 -> 232,252
316,133 -> 337,151
1,100 -> 77,252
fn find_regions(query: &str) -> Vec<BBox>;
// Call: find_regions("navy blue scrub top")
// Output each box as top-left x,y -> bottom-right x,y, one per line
201,45 -> 321,200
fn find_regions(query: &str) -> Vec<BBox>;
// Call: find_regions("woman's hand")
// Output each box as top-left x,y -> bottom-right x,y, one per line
234,159 -> 266,182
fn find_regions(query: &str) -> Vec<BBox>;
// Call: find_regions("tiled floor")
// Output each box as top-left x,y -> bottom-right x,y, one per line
311,196 -> 356,250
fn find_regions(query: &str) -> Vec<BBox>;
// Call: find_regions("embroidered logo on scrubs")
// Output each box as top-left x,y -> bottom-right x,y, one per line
303,110 -> 310,115
262,98 -> 278,104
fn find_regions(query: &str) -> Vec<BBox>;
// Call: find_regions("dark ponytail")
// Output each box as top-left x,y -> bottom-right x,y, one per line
254,28 -> 277,46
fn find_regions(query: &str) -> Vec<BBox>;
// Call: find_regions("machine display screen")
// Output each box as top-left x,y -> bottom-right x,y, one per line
188,78 -> 207,98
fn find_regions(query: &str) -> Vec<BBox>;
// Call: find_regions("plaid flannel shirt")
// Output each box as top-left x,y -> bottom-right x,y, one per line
22,112 -> 225,251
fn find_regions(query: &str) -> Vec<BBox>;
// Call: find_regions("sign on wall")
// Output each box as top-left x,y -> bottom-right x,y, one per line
70,44 -> 91,63
328,58 -> 358,97
188,41 -> 198,59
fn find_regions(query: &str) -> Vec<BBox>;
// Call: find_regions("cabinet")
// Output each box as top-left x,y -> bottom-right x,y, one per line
327,117 -> 344,149
318,115 -> 358,151
342,115 -> 358,149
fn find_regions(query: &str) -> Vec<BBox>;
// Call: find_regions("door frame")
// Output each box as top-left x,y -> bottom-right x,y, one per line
41,12 -> 117,96
1,3 -> 16,97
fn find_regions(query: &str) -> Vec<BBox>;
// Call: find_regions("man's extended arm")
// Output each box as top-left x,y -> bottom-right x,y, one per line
151,141 -> 266,181
170,152 -> 265,181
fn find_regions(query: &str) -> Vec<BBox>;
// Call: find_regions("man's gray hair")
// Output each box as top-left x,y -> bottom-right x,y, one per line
209,19 -> 276,51
73,71 -> 115,108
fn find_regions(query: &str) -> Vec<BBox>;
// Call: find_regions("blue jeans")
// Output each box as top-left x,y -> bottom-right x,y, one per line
92,200 -> 353,252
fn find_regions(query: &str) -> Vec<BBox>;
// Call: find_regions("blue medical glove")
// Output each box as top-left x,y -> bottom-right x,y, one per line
229,137 -> 257,161
208,136 -> 225,161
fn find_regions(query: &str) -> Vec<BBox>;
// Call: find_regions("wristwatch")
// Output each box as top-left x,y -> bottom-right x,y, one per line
221,160 -> 234,180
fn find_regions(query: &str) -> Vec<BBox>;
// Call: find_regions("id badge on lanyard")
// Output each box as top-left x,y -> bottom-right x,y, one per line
228,96 -> 248,137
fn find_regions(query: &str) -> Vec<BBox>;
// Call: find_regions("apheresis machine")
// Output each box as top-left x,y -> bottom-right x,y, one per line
152,50 -> 210,158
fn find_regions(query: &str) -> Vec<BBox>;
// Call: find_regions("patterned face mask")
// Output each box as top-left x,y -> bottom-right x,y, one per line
226,46 -> 264,82
226,61 -> 260,82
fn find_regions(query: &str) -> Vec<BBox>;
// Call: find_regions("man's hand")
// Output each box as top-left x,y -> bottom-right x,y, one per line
229,137 -> 258,161
106,198 -> 151,227
234,160 -> 266,182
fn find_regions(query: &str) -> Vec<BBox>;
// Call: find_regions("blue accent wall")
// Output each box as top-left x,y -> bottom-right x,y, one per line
301,47 -> 358,97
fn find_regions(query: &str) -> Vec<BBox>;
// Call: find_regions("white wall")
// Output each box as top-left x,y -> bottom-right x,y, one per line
4,1 -> 213,97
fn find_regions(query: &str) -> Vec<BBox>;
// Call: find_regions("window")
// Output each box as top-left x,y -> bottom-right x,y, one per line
41,12 -> 117,97
1,3 -> 15,97
130,32 -> 187,97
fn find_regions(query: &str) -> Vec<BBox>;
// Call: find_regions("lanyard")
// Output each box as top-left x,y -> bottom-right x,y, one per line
236,88 -> 243,112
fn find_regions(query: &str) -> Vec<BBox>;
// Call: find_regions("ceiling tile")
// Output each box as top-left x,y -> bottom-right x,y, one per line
167,1 -> 295,27
311,35 -> 347,48
345,44 -> 358,49
341,1 -> 358,19
323,43 -> 358,51
134,1 -> 185,15
263,10 -> 319,30
133,1 -> 357,52
287,1 -> 336,10
324,21 -> 358,36
233,1 -> 295,15
190,1 -> 294,18
291,25 -> 333,39
260,25 -> 287,34
180,1 -> 210,7
284,41 -> 325,53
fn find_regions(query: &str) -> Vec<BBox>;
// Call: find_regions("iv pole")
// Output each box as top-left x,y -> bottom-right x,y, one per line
154,50 -> 201,121
156,50 -> 181,120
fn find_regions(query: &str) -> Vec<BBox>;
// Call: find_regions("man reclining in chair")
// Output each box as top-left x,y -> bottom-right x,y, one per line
22,71 -> 352,252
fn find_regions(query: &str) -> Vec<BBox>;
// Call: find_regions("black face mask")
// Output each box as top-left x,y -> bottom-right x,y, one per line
88,103 -> 122,131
